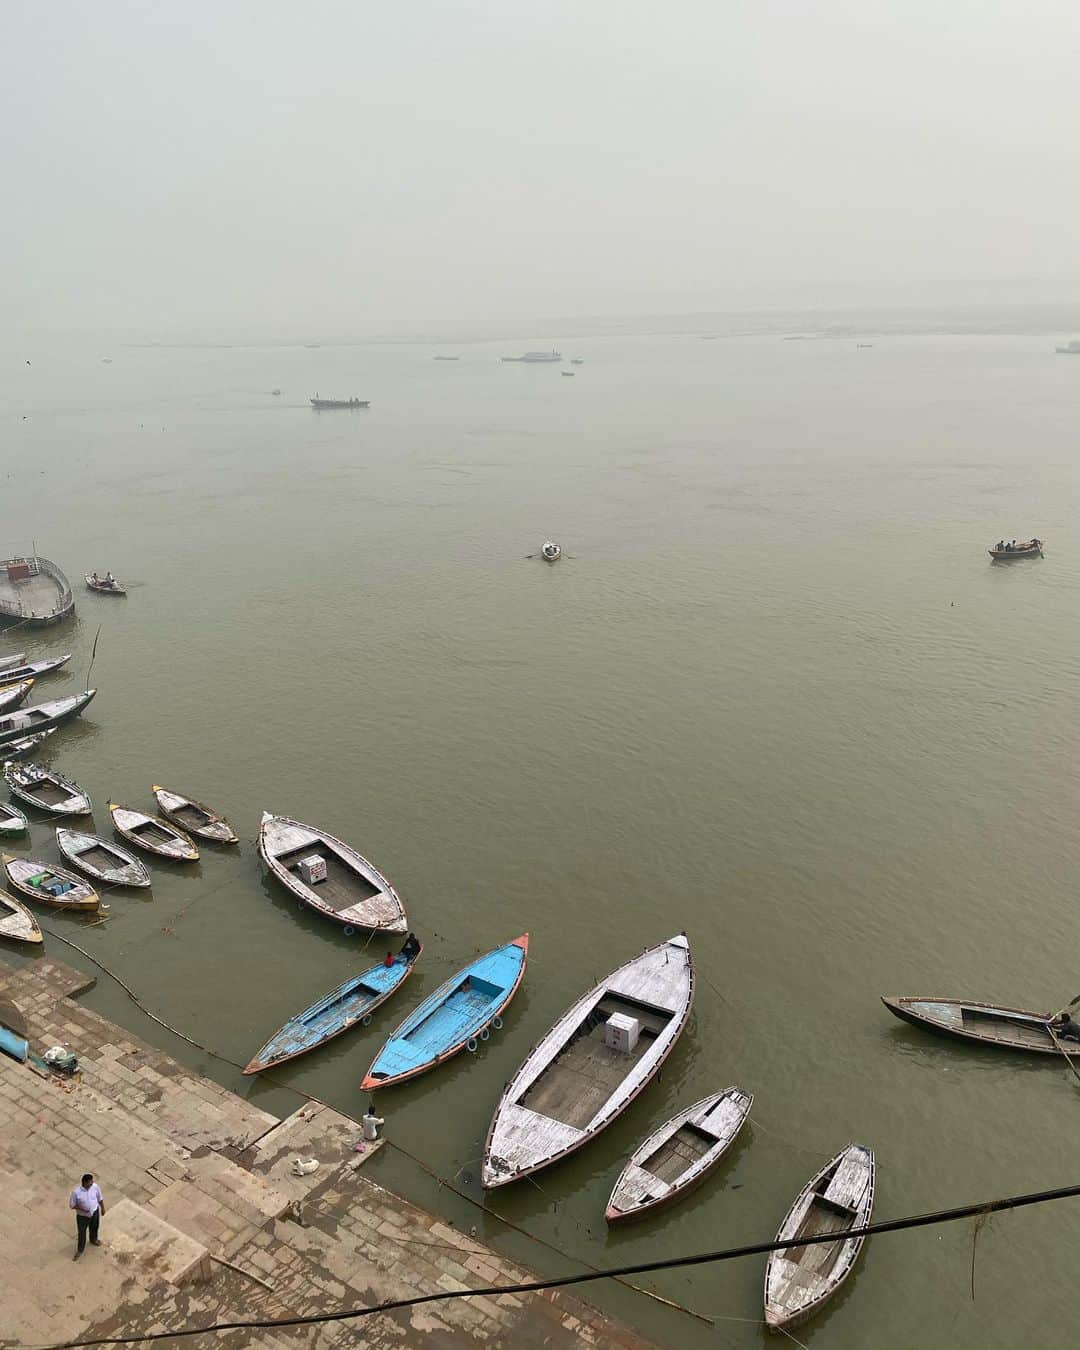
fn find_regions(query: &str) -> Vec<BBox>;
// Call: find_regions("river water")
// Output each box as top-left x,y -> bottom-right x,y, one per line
3,324 -> 1080,1346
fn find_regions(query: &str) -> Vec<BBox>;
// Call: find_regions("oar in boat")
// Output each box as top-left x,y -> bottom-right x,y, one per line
1046,993 -> 1080,1086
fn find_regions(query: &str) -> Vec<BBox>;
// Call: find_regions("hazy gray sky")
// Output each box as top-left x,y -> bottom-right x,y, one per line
4,1 -> 1079,335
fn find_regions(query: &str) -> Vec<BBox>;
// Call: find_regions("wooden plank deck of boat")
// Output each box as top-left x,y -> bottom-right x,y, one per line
645,1122 -> 715,1184
278,843 -> 381,913
0,572 -> 65,615
521,994 -> 671,1130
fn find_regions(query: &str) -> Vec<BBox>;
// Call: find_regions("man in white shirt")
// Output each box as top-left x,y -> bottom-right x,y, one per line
69,1172 -> 105,1260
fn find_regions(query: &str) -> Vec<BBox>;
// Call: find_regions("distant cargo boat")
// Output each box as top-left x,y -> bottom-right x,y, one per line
310,395 -> 369,409
1056,339 -> 1080,354
0,691 -> 95,747
0,556 -> 75,628
501,349 -> 563,363
433,355 -> 460,361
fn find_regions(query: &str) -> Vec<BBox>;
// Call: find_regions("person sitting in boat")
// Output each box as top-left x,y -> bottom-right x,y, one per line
399,932 -> 421,960
996,541 -> 1005,552
91,571 -> 100,583
384,951 -> 395,968
1052,1012 -> 1080,1041
105,571 -> 115,585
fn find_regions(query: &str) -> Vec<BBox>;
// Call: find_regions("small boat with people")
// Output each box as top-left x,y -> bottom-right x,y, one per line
988,537 -> 1042,559
361,935 -> 529,1090
541,540 -> 561,562
483,933 -> 695,1189
0,801 -> 28,836
85,572 -> 126,595
3,728 -> 56,759
0,888 -> 42,944
151,786 -> 238,844
605,1087 -> 753,1224
109,802 -> 199,861
56,828 -> 152,888
259,812 -> 407,933
310,395 -> 370,409
0,654 -> 71,684
244,934 -> 423,1074
0,691 -> 95,747
2,853 -> 100,911
764,1144 -> 875,1332
4,762 -> 91,815
0,679 -> 34,714
881,994 -> 1080,1054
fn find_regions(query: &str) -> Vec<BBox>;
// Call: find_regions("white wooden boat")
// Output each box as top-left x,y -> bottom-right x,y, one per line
0,654 -> 70,683
4,762 -> 91,815
0,691 -> 96,747
0,888 -> 43,943
764,1144 -> 875,1332
85,574 -> 126,595
109,802 -> 199,861
0,679 -> 34,714
0,653 -> 26,672
2,854 -> 100,911
0,801 -> 28,836
151,786 -> 237,844
56,828 -> 152,887
3,728 -> 56,759
259,812 -> 407,933
482,933 -> 695,1189
605,1087 -> 752,1224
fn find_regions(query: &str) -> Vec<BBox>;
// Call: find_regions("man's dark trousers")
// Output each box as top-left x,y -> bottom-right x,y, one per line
76,1209 -> 99,1253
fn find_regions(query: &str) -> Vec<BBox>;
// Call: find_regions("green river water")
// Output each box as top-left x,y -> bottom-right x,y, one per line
3,325 -> 1080,1347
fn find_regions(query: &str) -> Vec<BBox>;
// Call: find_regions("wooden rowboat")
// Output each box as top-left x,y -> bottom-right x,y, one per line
3,728 -> 56,759
988,540 -> 1042,559
245,942 -> 424,1074
764,1144 -> 875,1331
605,1087 -> 753,1224
0,888 -> 43,944
57,828 -> 151,888
0,652 -> 26,672
0,801 -> 28,836
0,691 -> 96,748
109,802 -> 198,861
0,654 -> 70,684
5,762 -> 91,815
2,854 -> 99,911
482,933 -> 695,1189
85,574 -> 126,595
0,680 -> 34,714
882,994 -> 1074,1054
362,935 -> 528,1091
151,786 -> 237,844
259,812 -> 407,933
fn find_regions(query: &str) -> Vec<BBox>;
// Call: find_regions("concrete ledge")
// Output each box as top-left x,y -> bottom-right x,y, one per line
106,1198 -> 212,1286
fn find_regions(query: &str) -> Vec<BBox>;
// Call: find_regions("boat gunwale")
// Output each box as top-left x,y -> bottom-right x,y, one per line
881,994 -> 1068,1053
482,934 -> 695,1189
361,935 -> 529,1091
151,785 -> 238,844
763,1143 -> 875,1331
258,812 -> 407,933
604,1086 -> 753,1224
244,946 -> 424,1074
109,801 -> 199,861
56,827 -> 152,887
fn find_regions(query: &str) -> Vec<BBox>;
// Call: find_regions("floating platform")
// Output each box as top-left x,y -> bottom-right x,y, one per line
0,556 -> 75,627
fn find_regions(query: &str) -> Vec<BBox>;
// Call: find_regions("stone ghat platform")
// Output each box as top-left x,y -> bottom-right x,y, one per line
0,958 -> 655,1349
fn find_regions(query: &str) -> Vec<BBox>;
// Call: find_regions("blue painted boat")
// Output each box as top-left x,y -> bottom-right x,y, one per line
0,1023 -> 28,1063
244,940 -> 423,1074
362,934 -> 529,1090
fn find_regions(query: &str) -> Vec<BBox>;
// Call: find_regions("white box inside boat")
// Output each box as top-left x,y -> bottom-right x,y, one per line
605,1012 -> 640,1054
297,854 -> 327,885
